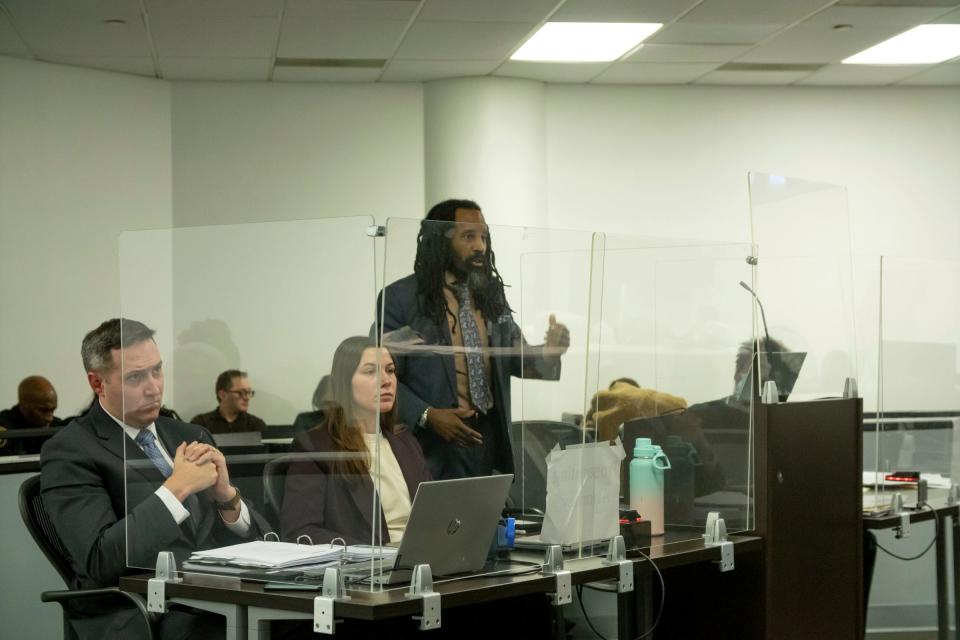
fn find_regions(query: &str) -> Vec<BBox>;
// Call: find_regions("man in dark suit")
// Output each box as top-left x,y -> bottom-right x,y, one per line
0,375 -> 67,454
379,199 -> 570,479
40,318 -> 265,639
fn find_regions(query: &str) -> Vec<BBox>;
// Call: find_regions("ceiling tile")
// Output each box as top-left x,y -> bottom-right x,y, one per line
797,62 -> 931,85
39,54 -> 156,77
5,0 -> 152,58
395,20 -> 535,60
897,60 -> 960,85
552,0 -> 700,23
694,69 -> 814,84
380,59 -> 498,81
283,0 -> 419,21
272,66 -> 383,82
0,10 -> 31,57
680,0 -> 835,25
494,60 -> 608,83
149,16 -> 280,58
801,5 -> 953,27
144,0 -> 282,19
161,57 -> 272,81
627,43 -> 749,63
278,17 -> 409,59
932,7 -> 960,23
592,62 -> 718,83
738,23 -> 909,64
649,23 -> 782,45
417,0 -> 558,23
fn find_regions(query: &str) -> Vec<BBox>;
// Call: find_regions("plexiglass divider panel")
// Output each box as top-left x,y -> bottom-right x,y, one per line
590,237 -> 756,548
378,216 -> 599,581
748,172 -> 858,402
120,217 -> 383,587
867,257 -> 960,507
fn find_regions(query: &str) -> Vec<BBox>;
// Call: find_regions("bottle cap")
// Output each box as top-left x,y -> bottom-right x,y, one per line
633,437 -> 657,458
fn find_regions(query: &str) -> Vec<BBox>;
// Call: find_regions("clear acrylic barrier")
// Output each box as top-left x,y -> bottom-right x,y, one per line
866,257 -> 960,502
378,216 -> 598,582
120,217 -> 387,588
748,172 -> 858,401
590,236 -> 756,549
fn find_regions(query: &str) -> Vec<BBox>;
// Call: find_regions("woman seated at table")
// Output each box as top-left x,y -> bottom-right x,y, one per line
280,336 -> 431,545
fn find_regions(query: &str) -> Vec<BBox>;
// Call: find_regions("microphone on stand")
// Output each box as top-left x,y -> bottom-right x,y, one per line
739,281 -> 781,400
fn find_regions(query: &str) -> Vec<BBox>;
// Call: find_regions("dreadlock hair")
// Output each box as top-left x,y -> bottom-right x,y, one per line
414,199 -> 511,328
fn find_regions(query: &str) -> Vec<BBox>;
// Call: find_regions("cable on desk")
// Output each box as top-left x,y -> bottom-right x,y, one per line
875,503 -> 939,562
574,548 -> 665,640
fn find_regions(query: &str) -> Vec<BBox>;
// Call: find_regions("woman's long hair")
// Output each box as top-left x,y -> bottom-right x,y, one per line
316,336 -> 398,478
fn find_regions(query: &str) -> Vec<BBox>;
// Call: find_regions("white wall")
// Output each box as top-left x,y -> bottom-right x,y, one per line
0,56 -> 172,415
166,82 -> 425,421
543,84 -> 960,411
170,82 -> 425,226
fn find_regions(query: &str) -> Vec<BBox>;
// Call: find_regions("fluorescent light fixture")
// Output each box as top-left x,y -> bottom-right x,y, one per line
511,22 -> 663,63
843,25 -> 960,65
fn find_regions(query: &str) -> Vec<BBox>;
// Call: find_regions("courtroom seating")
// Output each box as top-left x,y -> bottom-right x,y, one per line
18,474 -> 156,640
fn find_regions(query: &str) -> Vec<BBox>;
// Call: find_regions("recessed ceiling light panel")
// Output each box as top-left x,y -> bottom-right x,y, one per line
843,24 -> 960,64
511,22 -> 663,63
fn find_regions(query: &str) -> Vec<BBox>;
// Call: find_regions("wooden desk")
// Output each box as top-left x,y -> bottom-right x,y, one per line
120,535 -> 761,639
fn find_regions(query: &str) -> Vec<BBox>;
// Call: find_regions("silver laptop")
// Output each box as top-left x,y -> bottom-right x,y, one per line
370,474 -> 514,584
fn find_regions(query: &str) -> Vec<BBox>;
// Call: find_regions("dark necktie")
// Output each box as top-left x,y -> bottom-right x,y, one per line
135,429 -> 173,478
455,283 -> 493,413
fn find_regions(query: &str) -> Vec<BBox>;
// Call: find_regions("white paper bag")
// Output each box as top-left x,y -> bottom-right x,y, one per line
540,439 -> 626,545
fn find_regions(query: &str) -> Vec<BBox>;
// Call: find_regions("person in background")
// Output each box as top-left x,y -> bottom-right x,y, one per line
281,336 -> 430,545
0,375 -> 66,454
191,369 -> 267,434
292,375 -> 330,432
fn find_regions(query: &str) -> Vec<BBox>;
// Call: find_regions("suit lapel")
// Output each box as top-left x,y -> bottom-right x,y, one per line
89,403 -> 166,487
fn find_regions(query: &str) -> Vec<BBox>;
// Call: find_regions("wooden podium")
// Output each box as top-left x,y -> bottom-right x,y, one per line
753,396 -> 864,640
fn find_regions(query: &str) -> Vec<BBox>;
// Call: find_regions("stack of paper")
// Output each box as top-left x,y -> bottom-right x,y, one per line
342,545 -> 398,562
188,541 -> 343,569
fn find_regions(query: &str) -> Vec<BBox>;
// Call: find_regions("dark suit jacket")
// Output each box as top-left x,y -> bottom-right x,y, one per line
40,401 -> 265,638
378,273 -> 561,475
280,425 -> 431,545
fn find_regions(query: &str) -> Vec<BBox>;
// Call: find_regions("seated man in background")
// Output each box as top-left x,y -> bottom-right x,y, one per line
0,375 -> 66,454
41,318 -> 265,640
191,369 -> 266,434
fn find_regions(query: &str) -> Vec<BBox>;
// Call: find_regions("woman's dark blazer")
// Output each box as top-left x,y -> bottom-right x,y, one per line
280,424 -> 432,545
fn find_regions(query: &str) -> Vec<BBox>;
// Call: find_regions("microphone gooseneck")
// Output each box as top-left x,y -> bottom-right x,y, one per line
738,281 -> 779,398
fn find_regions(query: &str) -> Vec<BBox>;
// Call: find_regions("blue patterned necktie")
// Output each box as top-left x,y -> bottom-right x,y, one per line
455,283 -> 493,413
135,429 -> 173,478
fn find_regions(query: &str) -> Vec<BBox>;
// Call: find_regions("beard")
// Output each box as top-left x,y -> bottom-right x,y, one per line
450,253 -> 490,294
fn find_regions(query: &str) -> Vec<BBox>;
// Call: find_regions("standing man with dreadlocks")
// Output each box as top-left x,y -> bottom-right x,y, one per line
378,199 -> 570,480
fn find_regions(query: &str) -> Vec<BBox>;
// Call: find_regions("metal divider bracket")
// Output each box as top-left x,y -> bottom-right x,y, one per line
314,566 -> 350,635
406,564 -> 441,630
542,545 -> 573,605
601,535 -> 634,593
147,551 -> 181,613
702,512 -> 735,572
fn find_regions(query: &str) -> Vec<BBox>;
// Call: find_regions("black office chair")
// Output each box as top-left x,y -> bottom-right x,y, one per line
18,474 -> 156,640
263,453 -> 300,529
507,420 -> 594,514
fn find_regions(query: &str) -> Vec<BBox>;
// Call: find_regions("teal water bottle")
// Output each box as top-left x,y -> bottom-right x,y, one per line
629,437 -> 672,536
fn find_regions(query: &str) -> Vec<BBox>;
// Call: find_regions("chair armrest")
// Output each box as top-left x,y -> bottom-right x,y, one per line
42,588 -> 156,640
